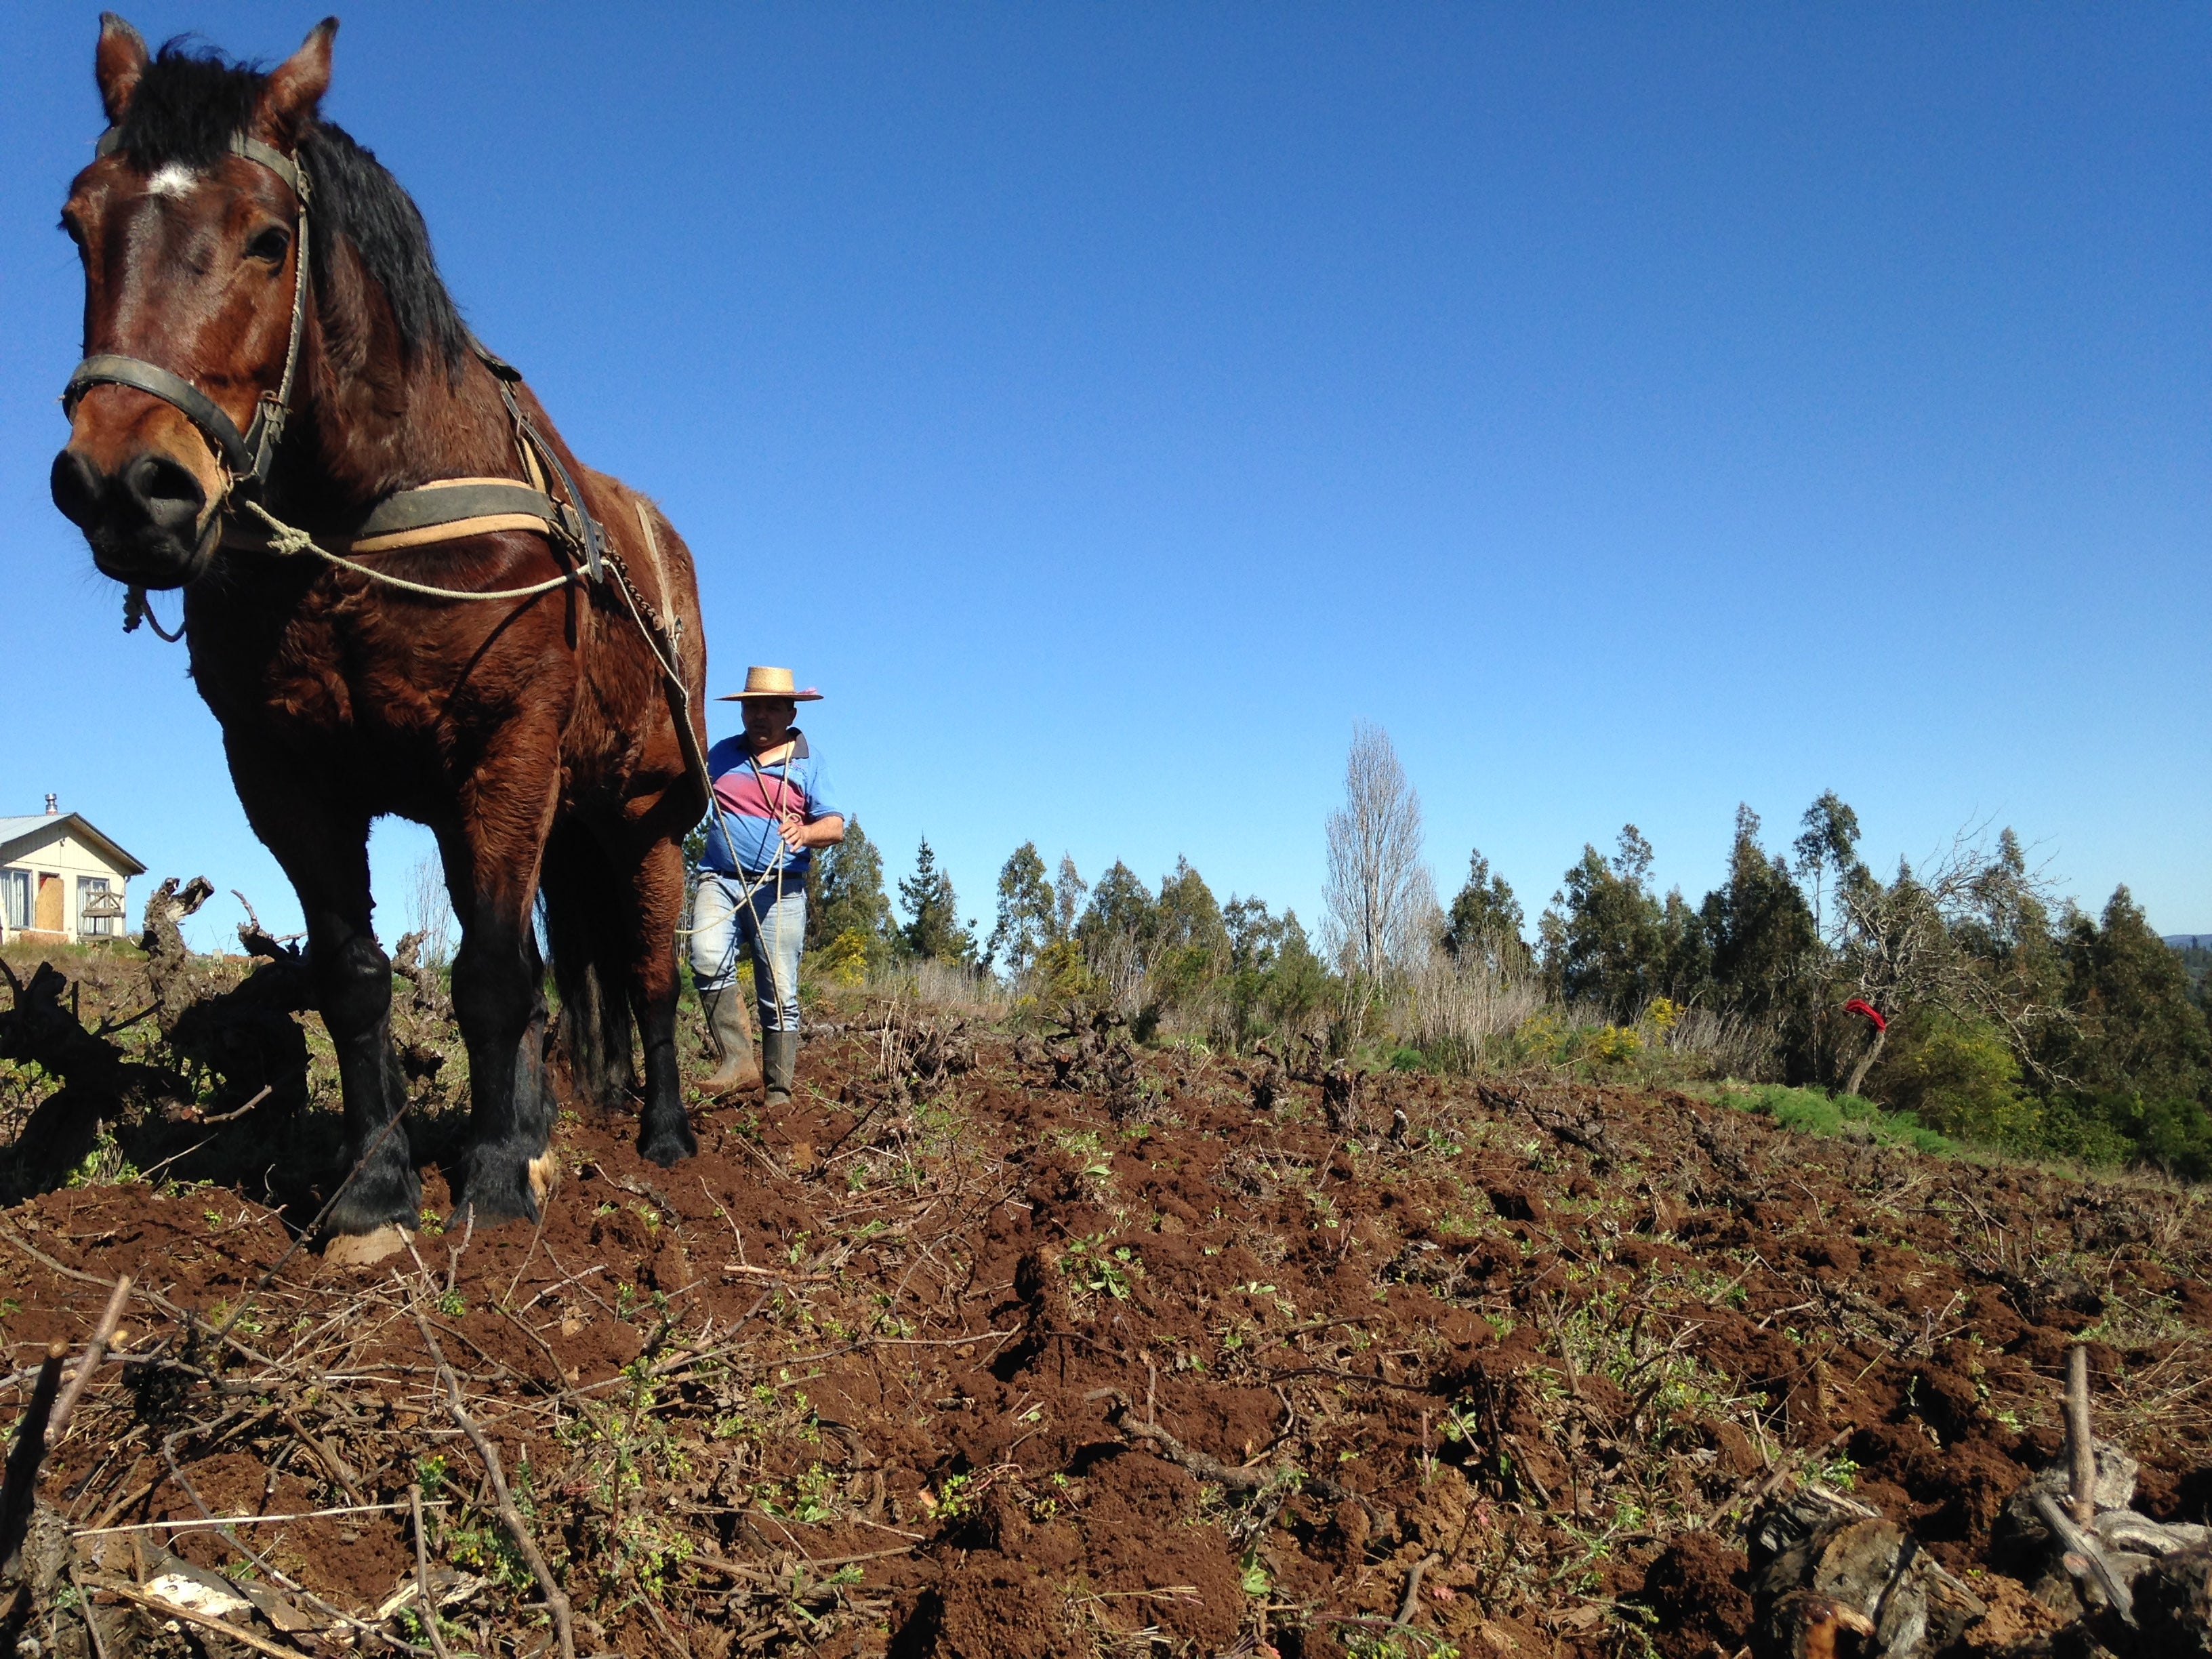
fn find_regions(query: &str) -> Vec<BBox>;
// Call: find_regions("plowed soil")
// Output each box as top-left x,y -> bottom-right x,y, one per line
2,954 -> 2209,1658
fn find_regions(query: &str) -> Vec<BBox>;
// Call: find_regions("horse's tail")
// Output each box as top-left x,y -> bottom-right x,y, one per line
539,819 -> 634,1113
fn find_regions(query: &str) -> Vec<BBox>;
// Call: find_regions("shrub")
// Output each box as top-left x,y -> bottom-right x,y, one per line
1896,1013 -> 2041,1149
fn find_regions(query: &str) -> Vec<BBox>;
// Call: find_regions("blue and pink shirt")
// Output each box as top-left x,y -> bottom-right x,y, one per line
701,732 -> 841,878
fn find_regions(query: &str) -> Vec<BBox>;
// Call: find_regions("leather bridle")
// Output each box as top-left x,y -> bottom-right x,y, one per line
64,129 -> 312,498
58,125 -> 609,583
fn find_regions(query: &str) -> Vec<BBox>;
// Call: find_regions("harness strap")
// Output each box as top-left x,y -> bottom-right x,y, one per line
473,341 -> 607,584
628,500 -> 714,818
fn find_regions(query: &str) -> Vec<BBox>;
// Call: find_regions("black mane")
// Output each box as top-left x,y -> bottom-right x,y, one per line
111,39 -> 470,373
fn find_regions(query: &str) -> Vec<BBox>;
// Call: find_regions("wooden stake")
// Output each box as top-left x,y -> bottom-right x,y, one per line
2065,1343 -> 2095,1527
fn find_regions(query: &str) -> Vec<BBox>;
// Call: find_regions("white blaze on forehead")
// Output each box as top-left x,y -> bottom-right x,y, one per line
145,164 -> 201,199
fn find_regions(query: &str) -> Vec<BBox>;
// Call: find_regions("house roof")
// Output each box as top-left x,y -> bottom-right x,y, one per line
0,813 -> 148,878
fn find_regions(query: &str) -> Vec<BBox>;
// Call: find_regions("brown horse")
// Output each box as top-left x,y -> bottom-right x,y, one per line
49,16 -> 708,1235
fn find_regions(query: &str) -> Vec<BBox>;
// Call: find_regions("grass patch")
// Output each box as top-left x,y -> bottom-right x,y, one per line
1722,1082 -> 1957,1156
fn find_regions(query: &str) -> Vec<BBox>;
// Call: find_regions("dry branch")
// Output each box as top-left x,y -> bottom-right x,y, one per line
1082,1387 -> 1358,1507
411,1483 -> 455,1659
89,1580 -> 314,1659
408,1298 -> 575,1659
47,1273 -> 131,1448
75,1500 -> 428,1538
2030,1490 -> 2137,1627
1395,1551 -> 1443,1626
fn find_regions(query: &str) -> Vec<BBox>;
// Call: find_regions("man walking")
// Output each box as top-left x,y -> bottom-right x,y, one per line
692,666 -> 845,1107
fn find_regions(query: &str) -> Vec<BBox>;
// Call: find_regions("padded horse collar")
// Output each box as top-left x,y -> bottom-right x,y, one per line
60,126 -> 607,583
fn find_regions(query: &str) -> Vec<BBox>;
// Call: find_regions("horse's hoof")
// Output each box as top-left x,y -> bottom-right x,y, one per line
639,1120 -> 698,1168
321,1224 -> 413,1266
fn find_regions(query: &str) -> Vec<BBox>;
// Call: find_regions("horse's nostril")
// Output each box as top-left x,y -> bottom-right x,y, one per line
119,452 -> 207,536
49,449 -> 106,530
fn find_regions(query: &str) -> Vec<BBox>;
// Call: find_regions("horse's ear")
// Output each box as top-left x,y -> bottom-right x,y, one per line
95,13 -> 149,124
256,17 -> 338,148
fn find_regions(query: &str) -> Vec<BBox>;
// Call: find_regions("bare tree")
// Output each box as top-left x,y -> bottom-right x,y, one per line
407,852 -> 457,971
1323,722 -> 1432,987
1824,823 -> 2071,1095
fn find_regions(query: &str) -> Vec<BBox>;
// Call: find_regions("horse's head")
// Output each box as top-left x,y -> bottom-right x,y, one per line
51,16 -> 335,590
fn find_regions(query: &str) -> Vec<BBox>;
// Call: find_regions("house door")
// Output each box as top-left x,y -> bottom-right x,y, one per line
35,874 -> 63,933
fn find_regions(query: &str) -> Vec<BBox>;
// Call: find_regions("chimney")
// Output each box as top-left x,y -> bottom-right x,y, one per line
44,794 -> 58,815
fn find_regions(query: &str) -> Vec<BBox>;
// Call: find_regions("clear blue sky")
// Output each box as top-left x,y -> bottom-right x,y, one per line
4,5 -> 2205,952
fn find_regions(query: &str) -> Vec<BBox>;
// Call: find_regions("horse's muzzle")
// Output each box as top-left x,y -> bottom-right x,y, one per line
51,444 -> 217,589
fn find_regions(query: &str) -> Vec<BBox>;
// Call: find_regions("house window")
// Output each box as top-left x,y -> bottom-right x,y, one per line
78,876 -> 119,938
1,869 -> 27,930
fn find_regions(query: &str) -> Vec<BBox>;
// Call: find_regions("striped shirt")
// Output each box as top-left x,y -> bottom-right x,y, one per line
700,732 -> 840,878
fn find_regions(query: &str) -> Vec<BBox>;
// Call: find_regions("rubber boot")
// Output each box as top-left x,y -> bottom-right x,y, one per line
762,1029 -> 799,1110
700,987 -> 761,1096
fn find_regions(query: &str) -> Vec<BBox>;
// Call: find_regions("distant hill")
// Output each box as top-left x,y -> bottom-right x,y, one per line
2165,935 -> 2212,950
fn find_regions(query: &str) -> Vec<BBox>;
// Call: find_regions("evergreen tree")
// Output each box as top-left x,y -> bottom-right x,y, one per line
808,817 -> 894,958
1053,855 -> 1088,943
986,842 -> 1056,979
1078,861 -> 1155,958
1268,909 -> 1331,1035
1153,858 -> 1229,959
1077,860 -> 1157,1008
897,837 -> 973,964
1441,848 -> 1530,975
1791,790 -> 1866,938
1700,804 -> 1816,1019
1220,897 -> 1330,1048
2001,887 -> 2212,1174
1540,825 -> 1706,1020
1149,857 -> 1229,1013
2053,888 -> 2212,1101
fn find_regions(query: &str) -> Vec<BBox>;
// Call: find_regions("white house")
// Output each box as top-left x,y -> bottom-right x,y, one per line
0,796 -> 146,946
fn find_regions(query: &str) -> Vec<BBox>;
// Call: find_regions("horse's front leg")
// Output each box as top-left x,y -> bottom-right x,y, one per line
228,746 -> 418,1235
447,766 -> 561,1225
628,834 -> 696,1167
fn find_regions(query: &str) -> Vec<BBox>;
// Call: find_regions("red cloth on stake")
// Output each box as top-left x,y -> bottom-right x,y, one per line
1843,998 -> 1887,1031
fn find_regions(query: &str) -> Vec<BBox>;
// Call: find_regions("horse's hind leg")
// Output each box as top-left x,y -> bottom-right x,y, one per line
627,834 -> 696,1167
228,750 -> 418,1235
447,776 -> 562,1225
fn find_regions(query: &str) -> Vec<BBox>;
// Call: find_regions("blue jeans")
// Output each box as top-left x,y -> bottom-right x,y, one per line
691,872 -> 806,1031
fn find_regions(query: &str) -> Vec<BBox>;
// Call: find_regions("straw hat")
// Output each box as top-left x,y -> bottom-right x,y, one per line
717,665 -> 823,702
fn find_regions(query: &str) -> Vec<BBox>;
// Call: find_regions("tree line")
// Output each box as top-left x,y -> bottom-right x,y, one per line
773,724 -> 2209,1179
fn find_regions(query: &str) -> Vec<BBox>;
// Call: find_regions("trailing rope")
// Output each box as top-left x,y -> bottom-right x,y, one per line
123,585 -> 186,642
240,498 -> 580,602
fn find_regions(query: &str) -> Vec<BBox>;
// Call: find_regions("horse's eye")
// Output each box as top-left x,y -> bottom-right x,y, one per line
246,225 -> 291,264
58,212 -> 86,252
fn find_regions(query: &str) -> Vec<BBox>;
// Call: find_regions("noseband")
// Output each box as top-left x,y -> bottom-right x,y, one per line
64,129 -> 312,495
